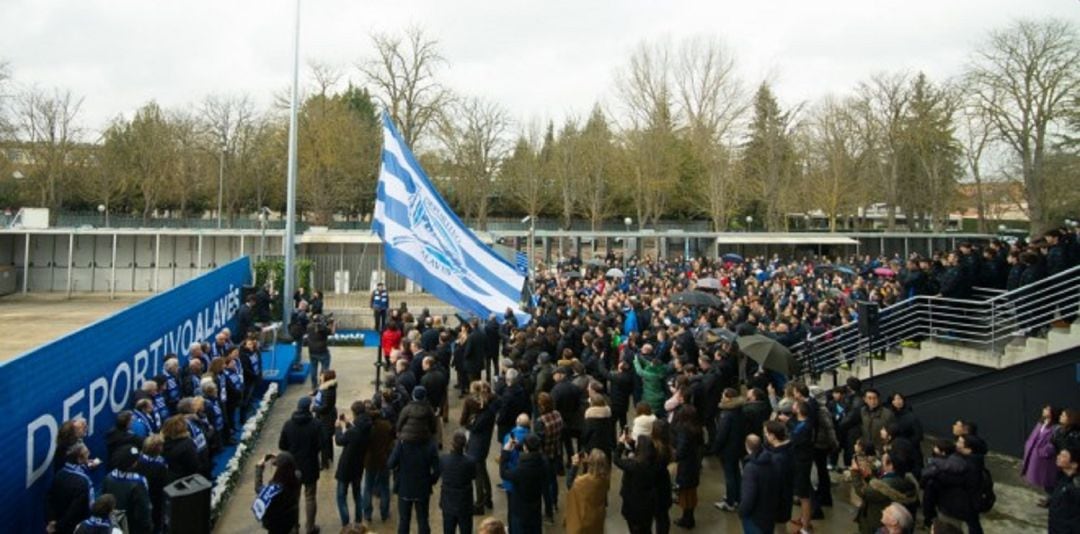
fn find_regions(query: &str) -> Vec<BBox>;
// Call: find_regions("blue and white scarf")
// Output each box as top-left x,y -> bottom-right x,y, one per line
186,420 -> 207,451
252,483 -> 283,521
78,516 -> 113,530
62,462 -> 95,511
226,367 -> 244,390
165,375 -> 180,402
139,454 -> 166,468
313,389 -> 324,410
107,468 -> 148,490
205,396 -> 224,431
248,350 -> 262,375
216,374 -> 228,403
133,410 -> 158,435
153,393 -> 169,419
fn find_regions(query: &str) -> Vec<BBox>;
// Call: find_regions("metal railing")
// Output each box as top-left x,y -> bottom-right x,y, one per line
795,264 -> 1080,374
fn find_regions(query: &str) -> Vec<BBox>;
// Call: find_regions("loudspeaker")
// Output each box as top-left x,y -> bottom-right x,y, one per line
164,474 -> 211,534
857,301 -> 880,338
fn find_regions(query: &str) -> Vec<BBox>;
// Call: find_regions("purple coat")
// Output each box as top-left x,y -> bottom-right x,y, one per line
1021,423 -> 1058,491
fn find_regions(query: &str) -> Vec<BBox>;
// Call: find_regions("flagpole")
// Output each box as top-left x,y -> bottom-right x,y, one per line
282,0 -> 301,329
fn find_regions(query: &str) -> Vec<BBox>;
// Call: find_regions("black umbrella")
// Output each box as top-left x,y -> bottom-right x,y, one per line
722,253 -> 744,263
697,327 -> 737,347
737,334 -> 800,376
561,271 -> 582,279
670,290 -> 724,308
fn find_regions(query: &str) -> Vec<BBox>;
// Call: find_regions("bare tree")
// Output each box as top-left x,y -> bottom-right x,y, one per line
201,94 -> 254,222
435,96 -> 511,229
0,61 -> 12,138
674,36 -> 747,143
501,121 -> 552,222
958,92 -> 997,233
804,97 -> 870,231
857,72 -> 911,230
965,19 -> 1080,233
15,87 -> 84,215
360,26 -> 452,147
671,36 -> 748,230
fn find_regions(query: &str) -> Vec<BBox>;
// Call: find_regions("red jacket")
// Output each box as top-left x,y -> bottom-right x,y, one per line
381,328 -> 402,357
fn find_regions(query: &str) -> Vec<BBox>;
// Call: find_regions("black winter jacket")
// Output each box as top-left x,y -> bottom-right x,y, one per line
279,410 -> 322,484
335,414 -> 372,482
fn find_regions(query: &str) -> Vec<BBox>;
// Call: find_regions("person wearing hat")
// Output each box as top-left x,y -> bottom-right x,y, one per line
102,444 -> 152,534
371,281 -> 389,332
397,385 -> 437,444
279,396 -> 323,534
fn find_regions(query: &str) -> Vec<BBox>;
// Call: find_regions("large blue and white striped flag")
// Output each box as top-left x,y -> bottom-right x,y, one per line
373,113 -> 530,324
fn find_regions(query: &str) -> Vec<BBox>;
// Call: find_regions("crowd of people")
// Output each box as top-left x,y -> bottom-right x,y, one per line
42,223 -> 1080,534
46,321 -> 267,534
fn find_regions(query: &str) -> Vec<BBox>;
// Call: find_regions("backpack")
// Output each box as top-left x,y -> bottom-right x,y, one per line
972,466 -> 996,513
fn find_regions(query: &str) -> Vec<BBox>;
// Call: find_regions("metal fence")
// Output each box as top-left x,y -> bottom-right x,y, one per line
795,264 -> 1080,373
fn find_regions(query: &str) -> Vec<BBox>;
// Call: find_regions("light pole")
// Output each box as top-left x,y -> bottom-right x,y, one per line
282,0 -> 302,327
521,215 -> 535,278
745,215 -> 753,232
97,204 -> 107,228
217,142 -> 226,229
259,207 -> 270,263
623,217 -> 633,261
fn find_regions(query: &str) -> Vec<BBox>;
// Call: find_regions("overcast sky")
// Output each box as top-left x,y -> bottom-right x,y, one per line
3,0 -> 1079,138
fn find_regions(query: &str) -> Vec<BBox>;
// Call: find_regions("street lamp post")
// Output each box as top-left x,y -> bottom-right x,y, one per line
745,215 -> 753,232
97,204 -> 107,228
623,217 -> 633,261
259,207 -> 269,263
217,143 -> 226,229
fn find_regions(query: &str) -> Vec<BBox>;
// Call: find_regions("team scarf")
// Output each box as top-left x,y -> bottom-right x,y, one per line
139,453 -> 166,468
205,396 -> 224,431
107,468 -> 149,490
226,367 -> 244,390
248,350 -> 262,375
62,462 -> 95,511
252,483 -> 283,521
152,394 -> 170,420
165,375 -> 180,401
78,516 -> 113,530
133,410 -> 158,434
186,420 -> 207,451
216,374 -> 228,403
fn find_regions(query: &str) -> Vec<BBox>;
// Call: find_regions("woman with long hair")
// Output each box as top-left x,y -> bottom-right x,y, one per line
565,449 -> 611,534
650,419 -> 674,534
314,369 -> 338,469
615,433 -> 658,534
254,451 -> 301,534
1022,404 -> 1060,501
461,380 -> 497,514
672,405 -> 704,529
160,415 -> 199,482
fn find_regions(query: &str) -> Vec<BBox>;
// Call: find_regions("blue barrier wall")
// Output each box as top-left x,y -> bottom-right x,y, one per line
0,256 -> 251,532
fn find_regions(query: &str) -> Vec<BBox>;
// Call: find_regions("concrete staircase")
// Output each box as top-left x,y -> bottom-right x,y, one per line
829,320 -> 1080,384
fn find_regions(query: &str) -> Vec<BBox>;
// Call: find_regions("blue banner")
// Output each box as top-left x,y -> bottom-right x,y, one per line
0,256 -> 250,532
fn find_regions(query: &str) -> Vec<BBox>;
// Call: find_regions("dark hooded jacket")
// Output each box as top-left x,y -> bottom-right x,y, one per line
279,408 -> 322,484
